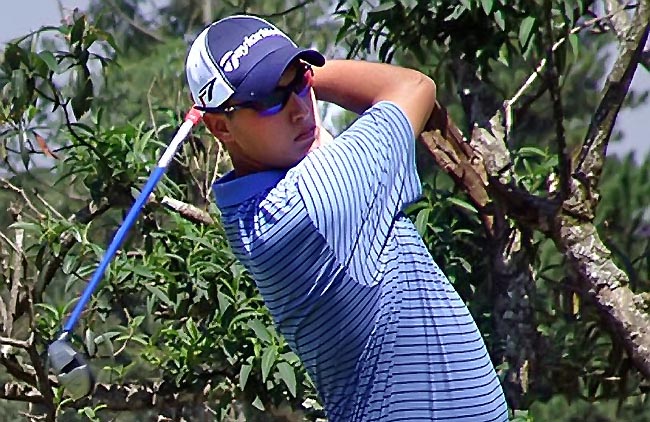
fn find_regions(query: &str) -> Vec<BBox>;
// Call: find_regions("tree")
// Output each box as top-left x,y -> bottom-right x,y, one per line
335,0 -> 650,416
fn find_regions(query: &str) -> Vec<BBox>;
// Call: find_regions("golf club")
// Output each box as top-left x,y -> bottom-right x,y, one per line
48,107 -> 203,398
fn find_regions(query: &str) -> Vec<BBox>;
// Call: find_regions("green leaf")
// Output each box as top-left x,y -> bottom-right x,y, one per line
252,396 -> 265,411
85,328 -> 96,356
568,33 -> 579,60
217,290 -> 230,315
239,363 -> 252,391
38,51 -> 58,73
248,319 -> 272,344
70,16 -> 86,46
144,284 -> 174,307
481,0 -> 494,14
518,16 -> 536,49
131,315 -> 145,327
497,43 -> 509,66
277,362 -> 297,397
62,253 -> 77,275
445,5 -> 467,21
261,345 -> 277,382
230,310 -> 260,327
8,221 -> 41,232
447,197 -> 478,214
94,331 -> 120,344
494,10 -> 505,30
129,265 -> 155,278
457,256 -> 472,273
70,66 -> 93,118
452,229 -> 475,235
19,140 -> 30,169
185,318 -> 199,340
517,146 -> 547,158
81,407 -> 95,419
414,208 -> 431,237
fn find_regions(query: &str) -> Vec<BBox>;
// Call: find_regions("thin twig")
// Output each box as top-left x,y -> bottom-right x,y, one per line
576,6 -> 650,180
147,77 -> 158,133
0,231 -> 21,256
0,179 -> 45,220
504,4 -> 634,135
0,334 -> 32,350
257,0 -> 315,18
34,191 -> 65,220
61,104 -> 107,162
543,0 -> 570,200
7,215 -> 26,337
206,142 -> 224,201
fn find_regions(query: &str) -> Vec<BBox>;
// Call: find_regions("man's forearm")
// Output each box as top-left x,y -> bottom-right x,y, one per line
312,59 -> 437,136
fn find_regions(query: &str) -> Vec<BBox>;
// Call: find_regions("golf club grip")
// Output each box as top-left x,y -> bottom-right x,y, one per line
63,110 -> 202,333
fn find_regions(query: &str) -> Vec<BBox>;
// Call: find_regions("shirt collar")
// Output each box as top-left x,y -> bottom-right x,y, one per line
212,169 -> 288,208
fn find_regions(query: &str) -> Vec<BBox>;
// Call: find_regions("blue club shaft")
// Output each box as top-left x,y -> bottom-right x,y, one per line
63,166 -> 166,333
62,111 -> 202,334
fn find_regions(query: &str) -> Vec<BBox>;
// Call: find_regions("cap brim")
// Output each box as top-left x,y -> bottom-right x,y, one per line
232,45 -> 325,103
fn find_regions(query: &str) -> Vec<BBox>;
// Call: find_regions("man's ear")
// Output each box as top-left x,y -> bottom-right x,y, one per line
203,114 -> 235,144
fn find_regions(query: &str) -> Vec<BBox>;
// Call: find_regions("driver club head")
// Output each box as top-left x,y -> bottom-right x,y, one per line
48,338 -> 95,400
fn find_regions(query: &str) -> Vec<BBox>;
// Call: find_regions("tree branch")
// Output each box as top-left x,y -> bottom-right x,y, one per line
555,218 -> 650,378
0,383 -> 42,404
7,213 -> 25,337
641,49 -> 650,72
0,381 -> 208,411
158,196 -> 214,226
0,335 -> 32,349
555,0 -> 650,379
413,6 -> 650,397
0,355 -> 37,387
543,0 -> 570,201
0,178 -> 45,220
418,102 -> 492,227
503,4 -> 633,137
575,3 -> 650,199
604,0 -> 636,42
257,0 -> 315,18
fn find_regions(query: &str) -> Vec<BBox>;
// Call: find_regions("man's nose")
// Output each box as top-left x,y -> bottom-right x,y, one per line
287,91 -> 310,122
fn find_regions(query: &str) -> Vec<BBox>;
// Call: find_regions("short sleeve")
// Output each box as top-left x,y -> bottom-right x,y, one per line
295,101 -> 422,285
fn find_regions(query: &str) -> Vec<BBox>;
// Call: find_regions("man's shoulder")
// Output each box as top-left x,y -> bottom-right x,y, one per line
337,100 -> 414,143
360,101 -> 410,125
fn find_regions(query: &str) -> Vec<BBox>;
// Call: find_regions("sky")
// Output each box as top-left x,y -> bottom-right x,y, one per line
1,0 -> 649,160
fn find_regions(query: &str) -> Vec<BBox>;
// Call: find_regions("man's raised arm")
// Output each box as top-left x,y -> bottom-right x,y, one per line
313,60 -> 437,137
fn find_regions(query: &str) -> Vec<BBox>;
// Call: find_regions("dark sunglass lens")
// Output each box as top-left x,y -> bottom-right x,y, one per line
295,69 -> 313,97
254,64 -> 313,115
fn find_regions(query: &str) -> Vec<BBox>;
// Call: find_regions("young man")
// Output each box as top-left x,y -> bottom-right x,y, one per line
186,15 -> 508,421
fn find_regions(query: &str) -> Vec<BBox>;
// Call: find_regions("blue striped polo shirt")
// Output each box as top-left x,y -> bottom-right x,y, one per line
213,101 -> 508,421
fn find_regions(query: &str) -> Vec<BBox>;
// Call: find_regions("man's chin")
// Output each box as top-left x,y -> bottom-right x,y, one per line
314,126 -> 334,150
308,138 -> 321,153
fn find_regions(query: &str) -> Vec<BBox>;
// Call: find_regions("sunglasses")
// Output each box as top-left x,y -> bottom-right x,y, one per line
207,63 -> 314,116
